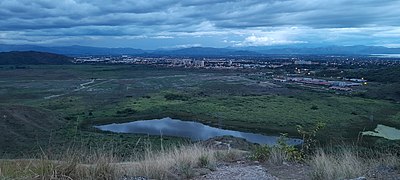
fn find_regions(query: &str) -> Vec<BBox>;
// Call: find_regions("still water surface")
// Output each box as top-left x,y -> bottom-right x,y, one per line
95,117 -> 303,145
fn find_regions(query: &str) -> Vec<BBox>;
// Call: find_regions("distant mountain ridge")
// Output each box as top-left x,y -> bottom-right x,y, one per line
239,45 -> 400,55
0,51 -> 72,65
153,47 -> 259,56
1,44 -> 400,56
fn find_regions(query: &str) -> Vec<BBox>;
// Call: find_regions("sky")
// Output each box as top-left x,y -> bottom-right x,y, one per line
0,0 -> 400,49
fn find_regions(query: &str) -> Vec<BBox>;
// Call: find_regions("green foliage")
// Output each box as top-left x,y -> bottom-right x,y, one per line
348,66 -> 400,83
251,145 -> 270,162
0,51 -> 72,65
251,134 -> 304,163
297,122 -> 326,154
164,93 -> 190,101
310,105 -> 319,110
116,108 -> 137,115
277,134 -> 304,162
251,127 -> 327,163
2,65 -> 400,157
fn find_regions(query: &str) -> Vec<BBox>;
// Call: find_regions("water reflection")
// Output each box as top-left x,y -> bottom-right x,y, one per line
94,117 -> 303,145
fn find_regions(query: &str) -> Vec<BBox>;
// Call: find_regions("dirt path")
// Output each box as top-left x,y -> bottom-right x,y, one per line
195,163 -> 278,180
44,79 -> 112,99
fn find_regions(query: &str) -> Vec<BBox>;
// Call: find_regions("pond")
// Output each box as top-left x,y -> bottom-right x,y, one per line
94,117 -> 303,145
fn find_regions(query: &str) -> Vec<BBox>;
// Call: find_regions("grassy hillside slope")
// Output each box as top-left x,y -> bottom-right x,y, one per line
0,51 -> 72,65
0,105 -> 65,156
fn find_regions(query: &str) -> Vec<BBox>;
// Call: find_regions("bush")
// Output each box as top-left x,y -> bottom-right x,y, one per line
277,134 -> 304,162
251,134 -> 305,164
297,122 -> 325,154
116,108 -> 137,115
251,146 -> 270,162
164,93 -> 190,101
310,105 -> 319,110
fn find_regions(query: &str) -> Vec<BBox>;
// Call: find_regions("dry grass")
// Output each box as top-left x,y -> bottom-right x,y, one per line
267,147 -> 290,165
0,149 -> 119,180
309,147 -> 400,180
124,145 -> 218,179
0,144 -> 231,180
215,149 -> 247,163
2,144 -> 397,180
310,148 -> 364,180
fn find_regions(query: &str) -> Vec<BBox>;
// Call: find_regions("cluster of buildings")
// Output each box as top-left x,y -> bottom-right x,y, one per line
74,56 -> 273,69
73,55 -> 400,74
274,77 -> 367,91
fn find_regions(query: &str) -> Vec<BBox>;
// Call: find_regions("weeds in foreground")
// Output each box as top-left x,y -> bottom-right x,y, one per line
215,149 -> 245,163
251,134 -> 304,164
296,122 -> 326,154
310,148 -> 364,180
0,144 -> 228,180
309,147 -> 400,180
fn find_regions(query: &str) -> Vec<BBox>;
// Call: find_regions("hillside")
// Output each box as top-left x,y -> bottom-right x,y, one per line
0,51 -> 72,65
0,105 -> 65,156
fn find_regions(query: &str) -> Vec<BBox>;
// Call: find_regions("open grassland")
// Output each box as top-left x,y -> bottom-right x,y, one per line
1,65 -> 400,157
103,92 -> 400,140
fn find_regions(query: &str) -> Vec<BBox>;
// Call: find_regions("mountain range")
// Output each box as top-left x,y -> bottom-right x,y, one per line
1,44 -> 400,56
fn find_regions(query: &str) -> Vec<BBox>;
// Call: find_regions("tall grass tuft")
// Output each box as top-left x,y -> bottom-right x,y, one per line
309,148 -> 365,180
267,146 -> 290,165
128,145 -> 217,179
309,146 -> 400,180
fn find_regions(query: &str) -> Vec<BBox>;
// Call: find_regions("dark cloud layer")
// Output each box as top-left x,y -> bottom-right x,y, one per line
0,0 -> 399,48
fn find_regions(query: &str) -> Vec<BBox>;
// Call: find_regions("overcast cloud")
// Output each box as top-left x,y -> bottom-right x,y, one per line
0,0 -> 399,49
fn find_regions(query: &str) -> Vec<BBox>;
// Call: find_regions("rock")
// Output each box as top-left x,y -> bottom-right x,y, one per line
255,165 -> 264,170
236,160 -> 245,164
348,177 -> 366,180
194,164 -> 278,180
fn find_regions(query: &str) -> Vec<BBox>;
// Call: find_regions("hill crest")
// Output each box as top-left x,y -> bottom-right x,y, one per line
0,51 -> 72,65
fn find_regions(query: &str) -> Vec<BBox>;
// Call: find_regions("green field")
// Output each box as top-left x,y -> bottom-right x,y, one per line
1,65 -> 400,157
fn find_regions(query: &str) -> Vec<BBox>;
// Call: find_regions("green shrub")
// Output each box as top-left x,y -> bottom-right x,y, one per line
251,146 -> 270,162
116,108 -> 136,115
250,133 -> 306,163
297,122 -> 326,154
277,134 -> 304,162
164,93 -> 190,101
311,105 -> 319,110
